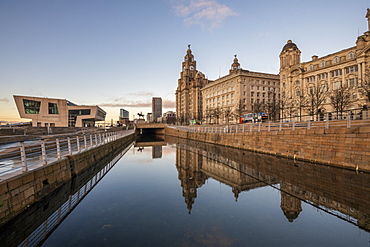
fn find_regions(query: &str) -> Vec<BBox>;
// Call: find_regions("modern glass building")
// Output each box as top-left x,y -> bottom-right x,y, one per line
14,95 -> 106,127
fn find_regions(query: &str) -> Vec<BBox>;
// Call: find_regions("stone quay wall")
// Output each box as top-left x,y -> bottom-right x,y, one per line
0,133 -> 135,225
165,125 -> 370,172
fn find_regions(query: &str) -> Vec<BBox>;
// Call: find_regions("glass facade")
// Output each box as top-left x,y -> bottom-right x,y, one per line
23,99 -> 41,114
68,109 -> 91,116
48,103 -> 59,114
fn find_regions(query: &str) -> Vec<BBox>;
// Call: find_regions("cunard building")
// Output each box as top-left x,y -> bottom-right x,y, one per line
201,56 -> 280,124
279,8 -> 370,120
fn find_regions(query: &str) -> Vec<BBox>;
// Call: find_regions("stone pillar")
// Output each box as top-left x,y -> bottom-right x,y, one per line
358,62 -> 363,84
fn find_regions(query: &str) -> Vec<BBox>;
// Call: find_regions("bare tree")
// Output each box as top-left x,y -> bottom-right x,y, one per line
234,99 -> 246,123
204,107 -> 212,124
212,107 -> 223,124
266,91 -> 280,121
252,101 -> 266,113
329,84 -> 352,117
306,83 -> 329,120
359,69 -> 370,106
223,108 -> 233,124
290,88 -> 308,121
279,87 -> 291,121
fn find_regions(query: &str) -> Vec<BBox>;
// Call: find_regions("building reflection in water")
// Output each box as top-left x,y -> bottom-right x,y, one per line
169,136 -> 370,231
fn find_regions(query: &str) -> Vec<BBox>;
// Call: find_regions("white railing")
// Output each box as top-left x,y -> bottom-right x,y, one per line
171,113 -> 370,134
18,142 -> 133,247
0,130 -> 134,179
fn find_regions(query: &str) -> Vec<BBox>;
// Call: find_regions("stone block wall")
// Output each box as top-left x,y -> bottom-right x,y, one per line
165,126 -> 370,172
0,133 -> 135,225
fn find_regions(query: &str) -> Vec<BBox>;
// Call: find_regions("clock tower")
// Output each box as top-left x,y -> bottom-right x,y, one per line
176,45 -> 208,124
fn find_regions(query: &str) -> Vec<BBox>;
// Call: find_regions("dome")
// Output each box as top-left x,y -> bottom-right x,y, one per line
281,40 -> 299,52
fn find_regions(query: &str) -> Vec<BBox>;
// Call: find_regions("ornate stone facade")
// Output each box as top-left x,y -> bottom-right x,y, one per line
202,56 -> 279,124
176,48 -> 279,124
279,8 -> 370,120
175,45 -> 207,124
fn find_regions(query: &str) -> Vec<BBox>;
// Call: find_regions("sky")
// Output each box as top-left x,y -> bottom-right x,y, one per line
0,0 -> 369,123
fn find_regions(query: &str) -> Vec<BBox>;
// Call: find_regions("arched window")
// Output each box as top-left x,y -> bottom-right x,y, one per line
309,64 -> 313,71
321,61 -> 326,67
348,52 -> 355,59
334,56 -> 340,63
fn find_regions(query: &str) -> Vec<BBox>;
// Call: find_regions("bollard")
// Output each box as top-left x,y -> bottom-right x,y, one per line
90,134 -> 93,147
40,139 -> 47,165
76,136 -> 80,153
250,122 -> 252,132
20,141 -> 28,172
258,122 -> 261,132
325,113 -> 329,129
67,137 -> 72,155
56,139 -> 61,159
84,135 -> 87,150
347,113 -> 351,128
279,120 -> 282,131
268,121 -> 271,132
307,119 -> 311,130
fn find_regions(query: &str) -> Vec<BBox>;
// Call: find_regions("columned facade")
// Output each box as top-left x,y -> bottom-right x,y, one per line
279,9 -> 370,120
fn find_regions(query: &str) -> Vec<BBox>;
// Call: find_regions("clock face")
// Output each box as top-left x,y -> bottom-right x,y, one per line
190,65 -> 194,71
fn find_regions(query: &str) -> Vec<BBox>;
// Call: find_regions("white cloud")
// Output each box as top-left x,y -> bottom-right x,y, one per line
100,99 -> 175,109
173,0 -> 238,30
0,98 -> 9,102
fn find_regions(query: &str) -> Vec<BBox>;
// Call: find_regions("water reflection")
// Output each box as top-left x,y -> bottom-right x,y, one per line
0,142 -> 134,247
1,135 -> 370,246
169,136 -> 370,232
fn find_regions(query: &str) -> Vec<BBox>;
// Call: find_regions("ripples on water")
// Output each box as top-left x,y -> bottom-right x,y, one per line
2,137 -> 370,247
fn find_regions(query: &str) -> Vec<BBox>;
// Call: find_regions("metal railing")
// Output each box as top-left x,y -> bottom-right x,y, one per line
0,130 -> 134,179
18,142 -> 133,247
171,112 -> 370,134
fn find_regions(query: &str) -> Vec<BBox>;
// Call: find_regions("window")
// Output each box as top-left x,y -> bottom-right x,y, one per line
331,69 -> 342,77
69,109 -> 91,116
48,103 -> 59,114
334,56 -> 340,63
296,90 -> 301,96
295,80 -> 300,85
309,64 -> 313,71
321,61 -> 326,67
349,78 -> 355,87
346,65 -> 358,74
348,52 -> 355,59
308,76 -> 316,82
23,99 -> 41,114
333,81 -> 340,90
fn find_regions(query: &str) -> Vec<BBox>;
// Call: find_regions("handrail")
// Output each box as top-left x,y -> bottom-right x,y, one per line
170,113 -> 370,134
0,130 -> 134,180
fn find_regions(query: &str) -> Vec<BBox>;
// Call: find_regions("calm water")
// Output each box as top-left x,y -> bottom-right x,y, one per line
20,137 -> 370,246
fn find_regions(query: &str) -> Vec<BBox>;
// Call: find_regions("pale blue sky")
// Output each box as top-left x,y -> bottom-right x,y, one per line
0,0 -> 368,122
